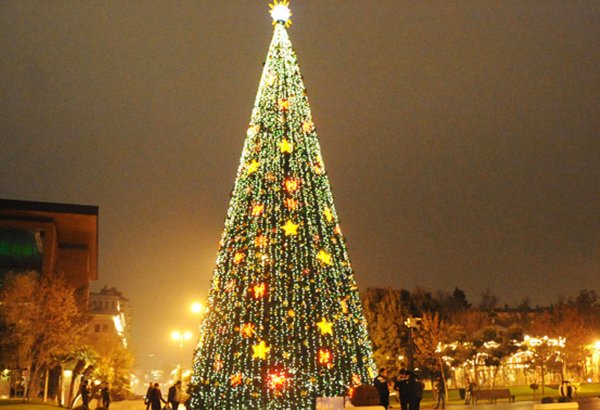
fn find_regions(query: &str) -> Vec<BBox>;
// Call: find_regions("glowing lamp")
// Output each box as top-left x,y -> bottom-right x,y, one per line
191,302 -> 203,313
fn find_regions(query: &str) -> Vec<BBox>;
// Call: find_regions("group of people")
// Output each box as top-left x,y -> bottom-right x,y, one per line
374,368 -> 425,410
79,379 -> 111,409
144,380 -> 183,410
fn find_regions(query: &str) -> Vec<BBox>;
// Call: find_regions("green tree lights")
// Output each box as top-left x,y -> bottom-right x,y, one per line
189,2 -> 375,408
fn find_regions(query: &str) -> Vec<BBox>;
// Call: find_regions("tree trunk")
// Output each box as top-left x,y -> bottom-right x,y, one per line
439,357 -> 448,398
26,362 -> 42,401
541,364 -> 545,394
44,367 -> 49,402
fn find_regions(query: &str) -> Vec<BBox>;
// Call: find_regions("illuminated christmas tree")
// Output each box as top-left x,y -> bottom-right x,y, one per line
189,2 -> 376,408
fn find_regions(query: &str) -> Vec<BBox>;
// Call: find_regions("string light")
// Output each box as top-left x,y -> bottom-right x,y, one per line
190,2 -> 375,408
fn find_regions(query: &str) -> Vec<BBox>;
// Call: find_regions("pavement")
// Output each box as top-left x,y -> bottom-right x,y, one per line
390,398 -> 600,410
38,396 -> 600,410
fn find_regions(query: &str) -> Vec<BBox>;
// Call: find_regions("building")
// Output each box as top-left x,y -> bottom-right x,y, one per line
0,198 -> 98,303
89,286 -> 130,347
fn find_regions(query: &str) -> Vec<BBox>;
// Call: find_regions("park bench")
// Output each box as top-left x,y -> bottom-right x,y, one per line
473,389 -> 515,404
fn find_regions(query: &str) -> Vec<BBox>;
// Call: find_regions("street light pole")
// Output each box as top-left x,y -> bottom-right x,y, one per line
404,316 -> 421,371
171,330 -> 192,381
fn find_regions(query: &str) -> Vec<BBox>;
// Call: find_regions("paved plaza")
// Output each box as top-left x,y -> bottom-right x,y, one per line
90,396 -> 600,410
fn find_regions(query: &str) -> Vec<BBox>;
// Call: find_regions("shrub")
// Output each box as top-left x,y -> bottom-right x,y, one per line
541,397 -> 554,403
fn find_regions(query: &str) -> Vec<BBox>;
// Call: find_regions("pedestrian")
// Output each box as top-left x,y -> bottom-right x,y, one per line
434,376 -> 446,409
100,382 -> 110,409
144,382 -> 153,410
79,379 -> 91,410
465,377 -> 475,404
394,369 -> 410,410
374,368 -> 390,410
407,372 -> 424,410
168,380 -> 183,410
147,383 -> 167,410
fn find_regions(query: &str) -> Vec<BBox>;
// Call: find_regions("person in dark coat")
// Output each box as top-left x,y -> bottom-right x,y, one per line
100,382 -> 111,409
144,382 -> 153,410
79,379 -> 91,410
374,368 -> 390,410
434,376 -> 446,409
394,369 -> 410,410
167,380 -> 182,410
148,383 -> 167,410
407,372 -> 424,410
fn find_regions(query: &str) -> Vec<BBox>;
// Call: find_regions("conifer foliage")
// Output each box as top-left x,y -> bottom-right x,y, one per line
189,3 -> 375,408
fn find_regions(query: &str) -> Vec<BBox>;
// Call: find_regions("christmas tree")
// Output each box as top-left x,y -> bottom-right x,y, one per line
189,2 -> 376,408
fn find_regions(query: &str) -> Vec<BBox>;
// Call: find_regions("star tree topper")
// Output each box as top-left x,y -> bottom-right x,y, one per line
269,0 -> 292,27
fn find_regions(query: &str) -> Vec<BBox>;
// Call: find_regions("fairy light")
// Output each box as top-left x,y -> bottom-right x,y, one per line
189,2 -> 376,408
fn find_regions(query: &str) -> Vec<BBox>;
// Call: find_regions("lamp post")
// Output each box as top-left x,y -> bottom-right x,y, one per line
171,330 -> 192,381
404,316 -> 421,371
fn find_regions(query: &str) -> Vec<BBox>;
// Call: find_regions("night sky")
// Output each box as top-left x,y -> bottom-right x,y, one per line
1,1 -> 599,376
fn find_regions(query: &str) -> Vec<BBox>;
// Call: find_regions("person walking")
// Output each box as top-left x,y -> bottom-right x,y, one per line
144,383 -> 153,410
465,377 -> 475,404
374,368 -> 390,410
100,382 -> 111,409
434,376 -> 446,409
79,379 -> 91,410
168,380 -> 183,410
147,383 -> 167,410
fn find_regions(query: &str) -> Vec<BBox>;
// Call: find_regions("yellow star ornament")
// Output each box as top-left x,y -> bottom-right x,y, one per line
279,139 -> 293,154
282,220 -> 299,236
252,340 -> 270,360
317,250 -> 332,266
247,160 -> 260,175
323,208 -> 334,223
317,317 -> 334,336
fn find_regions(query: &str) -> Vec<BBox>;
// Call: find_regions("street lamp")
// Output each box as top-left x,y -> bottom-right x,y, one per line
404,316 -> 421,371
171,330 -> 192,380
191,302 -> 203,314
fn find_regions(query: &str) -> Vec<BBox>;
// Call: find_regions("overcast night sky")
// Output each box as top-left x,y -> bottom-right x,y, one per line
1,1 -> 599,375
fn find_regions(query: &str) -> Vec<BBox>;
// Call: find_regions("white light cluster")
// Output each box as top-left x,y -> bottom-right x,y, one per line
270,4 -> 291,23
